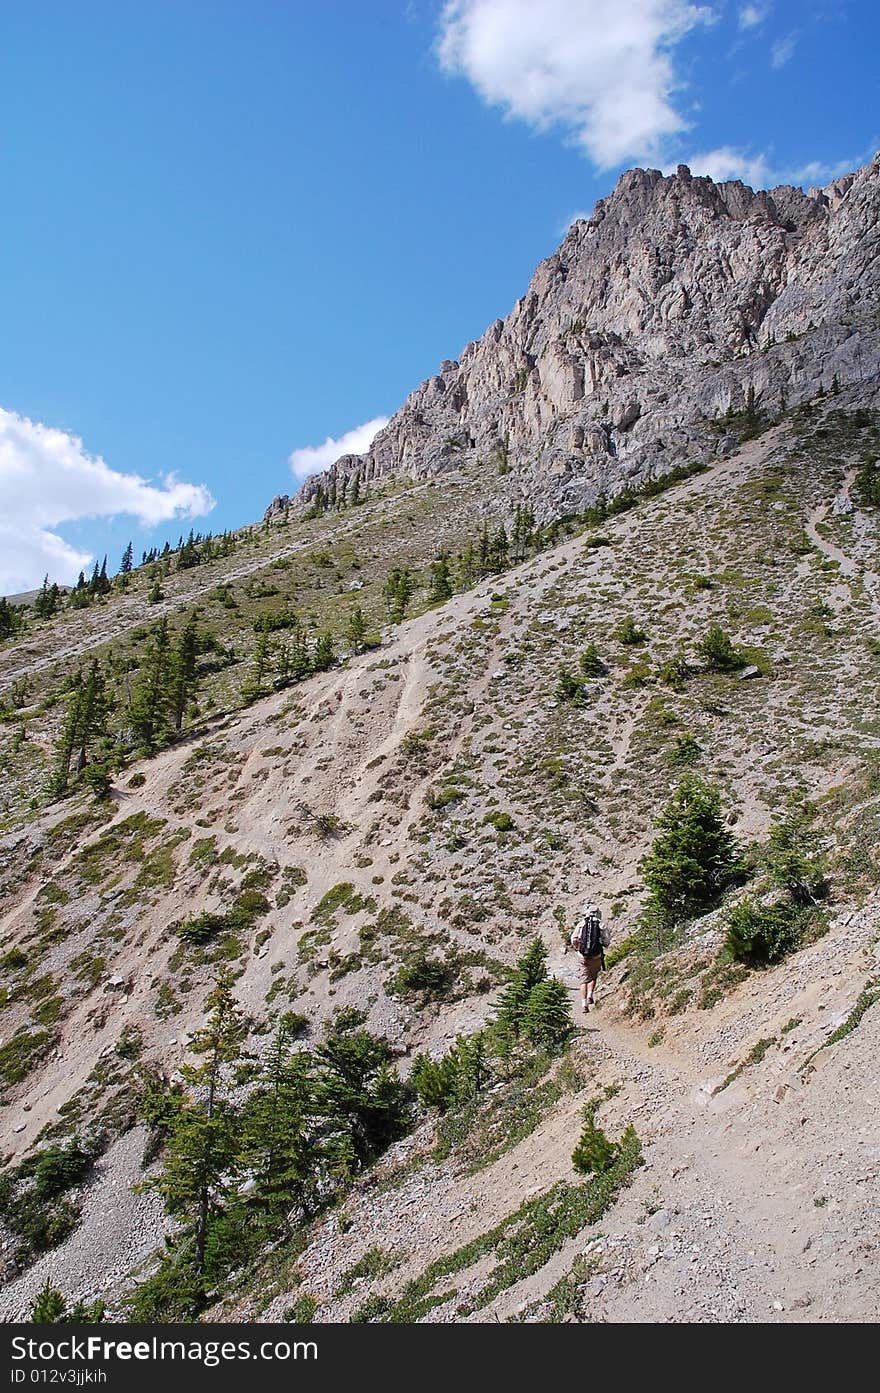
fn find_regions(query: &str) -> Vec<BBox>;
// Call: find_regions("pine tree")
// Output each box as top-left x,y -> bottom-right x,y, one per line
521,978 -> 573,1052
495,937 -> 548,1040
0,596 -> 25,638
149,971 -> 248,1302
168,613 -> 199,733
243,620 -> 272,700
765,801 -> 826,905
241,1016 -> 322,1226
383,568 -> 415,624
33,575 -> 61,619
130,616 -> 171,750
477,521 -> 491,575
31,1281 -> 104,1323
511,504 -> 535,563
51,660 -> 112,797
458,540 -> 477,585
347,604 -> 369,652
490,524 -> 509,571
556,665 -> 584,703
313,631 -> 335,672
579,642 -> 606,678
120,541 -> 133,574
696,624 -> 743,672
316,1024 -> 410,1171
571,1114 -> 619,1176
428,554 -> 453,604
641,776 -> 739,931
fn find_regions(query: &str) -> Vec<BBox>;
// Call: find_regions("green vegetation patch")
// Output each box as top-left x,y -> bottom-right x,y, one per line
360,1127 -> 642,1322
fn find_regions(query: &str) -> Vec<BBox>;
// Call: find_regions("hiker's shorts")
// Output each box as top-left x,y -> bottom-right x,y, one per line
578,952 -> 603,985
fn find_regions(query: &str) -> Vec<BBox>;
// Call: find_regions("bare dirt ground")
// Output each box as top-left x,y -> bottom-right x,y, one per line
2,423 -> 879,1322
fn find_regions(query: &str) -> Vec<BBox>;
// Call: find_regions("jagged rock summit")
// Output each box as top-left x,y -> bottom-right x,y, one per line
267,153 -> 879,522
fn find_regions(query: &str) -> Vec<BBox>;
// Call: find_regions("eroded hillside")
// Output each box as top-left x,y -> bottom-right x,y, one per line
1,396 -> 879,1322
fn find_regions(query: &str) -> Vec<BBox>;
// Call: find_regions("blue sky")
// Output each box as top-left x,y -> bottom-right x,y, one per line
1,0 -> 877,593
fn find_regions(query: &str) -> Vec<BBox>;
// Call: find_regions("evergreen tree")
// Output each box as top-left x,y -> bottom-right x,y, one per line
316,1023 -> 410,1171
383,568 -> 415,624
347,604 -> 369,652
168,613 -> 200,733
579,642 -> 606,678
428,554 -> 453,604
177,530 -> 200,571
616,615 -> 646,645
70,570 -> 90,609
313,631 -> 335,672
521,978 -> 574,1051
458,540 -> 477,586
120,541 -> 134,574
31,1281 -> 105,1323
696,624 -> 743,672
51,660 -> 112,797
490,524 -> 509,571
555,665 -> 585,703
571,1114 -> 619,1176
130,617 -> 171,749
240,1016 -> 322,1226
0,596 -> 25,639
149,971 -> 248,1302
511,504 -> 535,563
243,620 -> 272,700
495,937 -> 548,1040
765,801 -> 826,905
477,521 -> 492,576
33,575 -> 61,620
641,776 -> 739,931
410,1050 -> 460,1112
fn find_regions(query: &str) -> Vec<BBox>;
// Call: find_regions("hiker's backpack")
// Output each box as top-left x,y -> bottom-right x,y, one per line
577,913 -> 603,958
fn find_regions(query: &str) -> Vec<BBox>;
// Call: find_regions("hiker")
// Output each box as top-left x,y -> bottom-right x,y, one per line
567,902 -> 611,1013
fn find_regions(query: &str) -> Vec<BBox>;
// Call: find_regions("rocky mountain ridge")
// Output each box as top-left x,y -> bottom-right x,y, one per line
1,157 -> 879,1326
268,153 -> 879,522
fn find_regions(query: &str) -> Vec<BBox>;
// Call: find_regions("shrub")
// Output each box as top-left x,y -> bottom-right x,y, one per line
696,624 -> 744,672
31,1281 -> 105,1324
555,666 -> 586,703
616,615 -> 646,646
411,1034 -> 491,1114
579,643 -> 606,678
669,733 -> 701,766
724,898 -> 799,966
388,947 -> 456,1005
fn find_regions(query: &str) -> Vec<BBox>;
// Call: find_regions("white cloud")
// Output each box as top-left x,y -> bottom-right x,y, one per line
685,145 -> 772,185
436,0 -> 715,169
684,146 -> 860,190
771,30 -> 797,67
288,416 -> 389,481
738,4 -> 769,30
0,406 -> 215,595
560,209 -> 592,235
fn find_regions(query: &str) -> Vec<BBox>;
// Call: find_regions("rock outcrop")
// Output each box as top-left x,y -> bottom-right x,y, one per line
269,154 -> 880,521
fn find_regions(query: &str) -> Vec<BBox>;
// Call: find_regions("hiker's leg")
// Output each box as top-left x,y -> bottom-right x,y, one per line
586,957 -> 599,1004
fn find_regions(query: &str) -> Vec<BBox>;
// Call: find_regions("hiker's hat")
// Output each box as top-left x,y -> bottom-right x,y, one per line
582,901 -> 601,916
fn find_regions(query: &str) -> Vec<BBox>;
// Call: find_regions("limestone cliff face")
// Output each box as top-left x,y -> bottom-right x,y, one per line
269,154 -> 880,521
